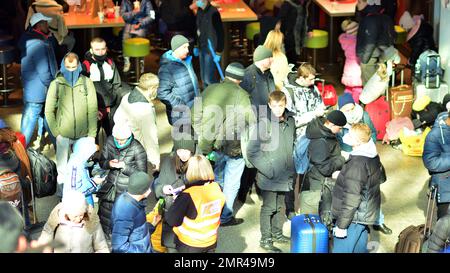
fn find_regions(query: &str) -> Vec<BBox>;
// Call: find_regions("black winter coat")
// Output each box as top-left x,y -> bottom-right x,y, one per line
407,20 -> 437,67
240,64 -> 276,109
304,117 -> 345,191
98,136 -> 148,235
331,154 -> 386,229
246,112 -> 296,192
356,5 -> 396,64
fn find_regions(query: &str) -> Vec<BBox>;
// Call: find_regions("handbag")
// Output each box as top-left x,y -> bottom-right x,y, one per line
96,181 -> 116,202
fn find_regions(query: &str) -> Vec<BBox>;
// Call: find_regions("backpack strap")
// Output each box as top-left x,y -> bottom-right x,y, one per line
82,60 -> 91,74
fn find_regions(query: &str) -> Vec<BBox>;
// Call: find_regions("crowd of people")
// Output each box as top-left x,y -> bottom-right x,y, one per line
1,0 -> 449,254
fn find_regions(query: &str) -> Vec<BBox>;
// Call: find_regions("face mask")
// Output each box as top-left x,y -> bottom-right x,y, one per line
196,0 -> 205,8
93,54 -> 107,62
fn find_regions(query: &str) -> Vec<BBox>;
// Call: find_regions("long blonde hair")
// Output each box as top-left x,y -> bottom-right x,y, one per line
263,24 -> 284,55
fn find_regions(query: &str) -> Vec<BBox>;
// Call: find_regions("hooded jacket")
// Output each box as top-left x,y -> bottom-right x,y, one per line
407,20 -> 437,67
114,87 -> 160,167
111,192 -> 155,253
63,138 -> 99,206
38,203 -> 109,253
423,112 -> 450,203
82,51 -> 121,109
246,111 -> 296,192
427,207 -> 450,253
192,78 -> 255,157
97,135 -> 147,235
18,29 -> 58,103
356,5 -> 396,64
304,117 -> 345,191
157,51 -> 199,125
282,72 -> 325,138
331,140 -> 386,229
45,60 -> 98,139
339,32 -> 362,87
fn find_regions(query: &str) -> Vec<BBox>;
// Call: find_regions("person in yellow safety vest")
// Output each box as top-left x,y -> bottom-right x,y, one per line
166,154 -> 225,253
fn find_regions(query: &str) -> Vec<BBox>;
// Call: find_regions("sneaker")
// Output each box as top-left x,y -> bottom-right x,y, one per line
220,217 -> 244,227
272,234 -> 290,244
260,239 -> 282,253
123,60 -> 130,73
373,224 -> 393,235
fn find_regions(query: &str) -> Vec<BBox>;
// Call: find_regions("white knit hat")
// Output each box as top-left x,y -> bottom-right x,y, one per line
399,11 -> 415,31
112,123 -> 132,140
62,190 -> 87,217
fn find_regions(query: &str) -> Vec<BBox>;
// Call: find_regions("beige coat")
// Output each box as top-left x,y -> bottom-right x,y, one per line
38,203 -> 110,253
270,51 -> 290,90
25,0 -> 68,44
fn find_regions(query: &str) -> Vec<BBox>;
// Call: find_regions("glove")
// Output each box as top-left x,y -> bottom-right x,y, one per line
193,47 -> 199,57
213,52 -> 221,63
333,226 -> 348,238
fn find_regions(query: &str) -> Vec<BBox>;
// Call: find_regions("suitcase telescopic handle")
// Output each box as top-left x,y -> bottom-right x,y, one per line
424,185 -> 437,238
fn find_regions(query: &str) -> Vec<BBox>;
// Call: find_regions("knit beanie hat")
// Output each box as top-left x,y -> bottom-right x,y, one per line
366,0 -> 381,5
173,133 -> 196,153
112,123 -> 132,140
253,45 -> 273,63
412,95 -> 431,112
62,190 -> 87,217
225,62 -> 245,81
0,119 -> 7,129
326,110 -> 347,127
399,11 -> 415,31
128,171 -> 152,195
171,35 -> 190,52
338,93 -> 355,109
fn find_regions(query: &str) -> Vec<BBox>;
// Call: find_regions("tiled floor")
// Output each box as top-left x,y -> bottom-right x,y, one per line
1,44 -> 431,253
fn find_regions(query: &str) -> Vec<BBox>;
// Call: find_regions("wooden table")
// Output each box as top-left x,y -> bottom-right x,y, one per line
64,13 -> 125,29
212,0 -> 258,67
313,0 -> 356,63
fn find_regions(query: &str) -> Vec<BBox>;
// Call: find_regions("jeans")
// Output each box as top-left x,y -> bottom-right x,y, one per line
260,190 -> 285,241
332,223 -> 369,253
360,57 -> 378,85
214,152 -> 245,223
56,135 -> 95,197
199,48 -> 218,88
21,102 -> 54,146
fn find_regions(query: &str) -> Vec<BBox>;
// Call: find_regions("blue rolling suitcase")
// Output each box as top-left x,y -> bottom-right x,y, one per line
291,214 -> 329,253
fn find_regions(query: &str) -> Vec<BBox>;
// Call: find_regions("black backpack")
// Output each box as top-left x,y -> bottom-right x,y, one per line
26,148 -> 57,198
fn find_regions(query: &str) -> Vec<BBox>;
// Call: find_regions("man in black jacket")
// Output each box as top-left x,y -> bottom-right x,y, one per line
303,110 -> 347,192
82,37 -> 122,139
195,0 -> 224,88
246,91 -> 295,253
356,0 -> 396,84
331,123 -> 386,253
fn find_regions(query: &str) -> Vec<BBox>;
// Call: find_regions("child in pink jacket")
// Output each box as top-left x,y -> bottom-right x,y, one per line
339,19 -> 362,104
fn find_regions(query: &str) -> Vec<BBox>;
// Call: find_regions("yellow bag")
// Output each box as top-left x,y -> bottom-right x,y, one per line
146,200 -> 167,253
399,127 -> 431,157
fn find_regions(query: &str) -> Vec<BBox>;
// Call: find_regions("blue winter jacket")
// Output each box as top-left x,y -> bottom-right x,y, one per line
111,192 -> 155,253
423,112 -> 450,203
18,29 -> 57,103
121,0 -> 155,34
156,50 -> 199,125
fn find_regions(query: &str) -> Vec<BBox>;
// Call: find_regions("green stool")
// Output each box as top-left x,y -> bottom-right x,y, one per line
123,37 -> 150,85
395,25 -> 407,45
245,22 -> 260,62
305,29 -> 329,69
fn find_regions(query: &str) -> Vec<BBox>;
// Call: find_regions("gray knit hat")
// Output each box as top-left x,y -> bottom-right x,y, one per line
225,62 -> 245,80
128,171 -> 152,195
171,35 -> 190,52
253,45 -> 273,62
173,133 -> 196,154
